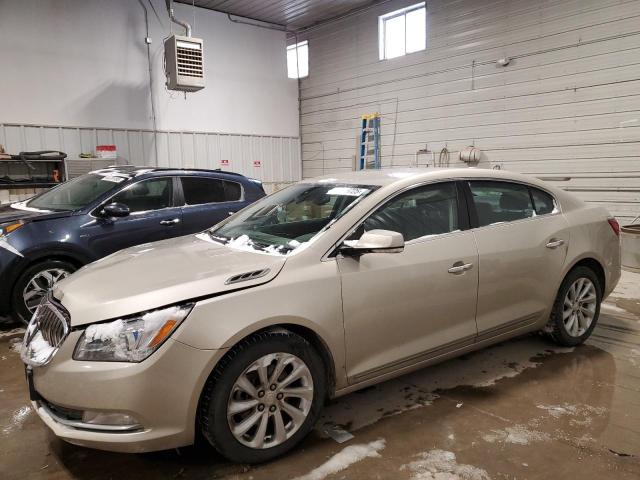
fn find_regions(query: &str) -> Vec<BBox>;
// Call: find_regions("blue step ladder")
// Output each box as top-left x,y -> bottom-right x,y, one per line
359,113 -> 381,170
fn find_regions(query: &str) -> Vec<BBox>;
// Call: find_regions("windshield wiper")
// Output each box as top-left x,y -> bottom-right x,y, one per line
207,230 -> 230,244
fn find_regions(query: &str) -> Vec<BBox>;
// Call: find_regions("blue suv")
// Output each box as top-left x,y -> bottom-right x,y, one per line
0,166 -> 265,322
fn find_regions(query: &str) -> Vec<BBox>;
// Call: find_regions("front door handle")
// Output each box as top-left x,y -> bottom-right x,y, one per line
448,262 -> 473,274
546,239 -> 565,249
160,218 -> 180,226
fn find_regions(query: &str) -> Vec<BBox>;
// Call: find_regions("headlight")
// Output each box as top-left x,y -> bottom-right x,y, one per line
73,304 -> 193,362
0,221 -> 24,236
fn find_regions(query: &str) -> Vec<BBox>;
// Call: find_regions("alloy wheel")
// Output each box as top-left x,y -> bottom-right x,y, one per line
562,277 -> 597,337
22,268 -> 69,314
227,352 -> 314,449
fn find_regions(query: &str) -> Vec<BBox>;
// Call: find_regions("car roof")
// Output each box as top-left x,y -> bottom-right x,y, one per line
87,166 -> 249,181
305,167 -> 558,190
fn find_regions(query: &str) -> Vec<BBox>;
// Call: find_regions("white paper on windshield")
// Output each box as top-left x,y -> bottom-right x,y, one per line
101,175 -> 126,183
327,187 -> 370,197
10,201 -> 51,213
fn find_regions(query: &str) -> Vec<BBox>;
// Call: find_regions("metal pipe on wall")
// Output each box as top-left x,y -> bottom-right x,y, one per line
165,0 -> 192,37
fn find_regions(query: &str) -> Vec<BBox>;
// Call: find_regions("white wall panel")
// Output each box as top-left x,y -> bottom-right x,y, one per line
0,123 -> 301,200
298,0 -> 640,223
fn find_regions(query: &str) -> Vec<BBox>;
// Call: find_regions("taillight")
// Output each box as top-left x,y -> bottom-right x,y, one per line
607,217 -> 620,236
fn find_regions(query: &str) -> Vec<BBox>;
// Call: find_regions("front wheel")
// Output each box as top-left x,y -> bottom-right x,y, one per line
544,266 -> 601,346
12,260 -> 76,324
198,330 -> 325,464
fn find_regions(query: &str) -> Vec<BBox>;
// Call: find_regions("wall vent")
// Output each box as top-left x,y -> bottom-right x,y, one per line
164,35 -> 205,92
225,269 -> 271,285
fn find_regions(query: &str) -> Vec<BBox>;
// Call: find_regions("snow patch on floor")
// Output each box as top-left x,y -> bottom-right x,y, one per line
320,337 -> 574,434
400,449 -> 490,480
482,425 -> 550,445
292,439 -> 386,480
629,349 -> 640,366
9,338 -> 22,353
0,328 -> 25,339
601,303 -> 630,314
2,405 -> 32,435
536,403 -> 606,426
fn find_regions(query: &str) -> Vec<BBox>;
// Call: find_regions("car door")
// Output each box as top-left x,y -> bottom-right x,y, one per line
465,180 -> 570,338
81,176 -> 183,258
338,181 -> 479,384
178,176 -> 250,234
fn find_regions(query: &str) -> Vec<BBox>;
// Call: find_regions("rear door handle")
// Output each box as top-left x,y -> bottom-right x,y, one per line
546,239 -> 565,249
160,218 -> 180,226
448,262 -> 473,274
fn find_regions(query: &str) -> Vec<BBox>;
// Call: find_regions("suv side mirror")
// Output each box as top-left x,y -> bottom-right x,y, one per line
101,202 -> 130,218
340,229 -> 404,255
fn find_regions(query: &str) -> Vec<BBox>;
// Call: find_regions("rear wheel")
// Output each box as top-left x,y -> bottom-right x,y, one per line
198,330 -> 325,464
544,266 -> 601,346
12,260 -> 76,324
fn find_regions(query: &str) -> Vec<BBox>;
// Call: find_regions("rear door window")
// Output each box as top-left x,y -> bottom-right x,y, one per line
180,177 -> 242,205
469,181 -> 534,227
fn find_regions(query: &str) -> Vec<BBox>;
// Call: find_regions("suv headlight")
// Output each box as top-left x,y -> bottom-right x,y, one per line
73,304 -> 193,362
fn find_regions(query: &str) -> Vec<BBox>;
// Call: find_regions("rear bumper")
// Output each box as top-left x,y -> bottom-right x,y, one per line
30,332 -> 225,453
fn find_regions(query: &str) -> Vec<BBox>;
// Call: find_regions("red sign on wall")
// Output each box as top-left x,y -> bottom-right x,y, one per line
220,159 -> 230,167
253,160 -> 262,167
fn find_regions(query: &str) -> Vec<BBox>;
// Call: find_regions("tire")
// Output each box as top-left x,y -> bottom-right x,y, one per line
544,266 -> 602,347
11,259 -> 76,325
198,330 -> 326,464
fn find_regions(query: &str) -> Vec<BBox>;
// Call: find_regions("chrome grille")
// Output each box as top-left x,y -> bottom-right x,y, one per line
21,297 -> 70,367
37,301 -> 68,346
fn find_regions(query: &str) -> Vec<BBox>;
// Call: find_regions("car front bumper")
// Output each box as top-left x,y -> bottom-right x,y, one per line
29,330 -> 225,453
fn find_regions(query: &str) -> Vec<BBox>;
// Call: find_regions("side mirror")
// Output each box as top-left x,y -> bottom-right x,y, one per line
101,202 -> 130,218
340,229 -> 404,255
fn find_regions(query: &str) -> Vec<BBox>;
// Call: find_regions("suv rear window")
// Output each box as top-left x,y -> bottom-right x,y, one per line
180,177 -> 242,205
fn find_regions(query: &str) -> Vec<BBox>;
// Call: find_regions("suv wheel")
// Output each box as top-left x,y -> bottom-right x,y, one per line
544,266 -> 601,346
198,330 -> 325,464
12,260 -> 76,324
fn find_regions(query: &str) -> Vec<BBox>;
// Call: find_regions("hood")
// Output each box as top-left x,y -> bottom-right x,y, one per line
53,234 -> 287,326
0,203 -> 73,224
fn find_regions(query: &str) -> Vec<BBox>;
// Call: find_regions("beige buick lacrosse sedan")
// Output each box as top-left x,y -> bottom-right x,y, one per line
21,168 -> 620,463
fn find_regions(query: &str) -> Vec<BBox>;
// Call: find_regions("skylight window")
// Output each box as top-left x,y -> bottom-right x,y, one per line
379,2 -> 426,60
287,40 -> 309,79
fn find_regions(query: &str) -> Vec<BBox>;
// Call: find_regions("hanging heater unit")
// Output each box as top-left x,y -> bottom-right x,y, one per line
164,34 -> 205,92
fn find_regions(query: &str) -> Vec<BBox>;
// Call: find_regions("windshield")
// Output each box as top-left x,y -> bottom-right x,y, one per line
210,183 -> 377,254
27,173 -> 125,211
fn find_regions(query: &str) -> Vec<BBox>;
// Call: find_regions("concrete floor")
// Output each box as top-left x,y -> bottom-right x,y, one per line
1,272 -> 639,480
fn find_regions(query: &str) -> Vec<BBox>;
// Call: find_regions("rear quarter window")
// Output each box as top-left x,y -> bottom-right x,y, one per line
530,187 -> 558,215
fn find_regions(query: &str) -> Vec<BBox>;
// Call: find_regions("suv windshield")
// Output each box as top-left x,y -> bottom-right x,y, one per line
27,173 -> 125,211
210,183 -> 377,254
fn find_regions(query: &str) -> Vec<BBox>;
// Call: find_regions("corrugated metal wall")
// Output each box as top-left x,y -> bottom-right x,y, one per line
0,122 -> 301,203
299,0 -> 640,223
